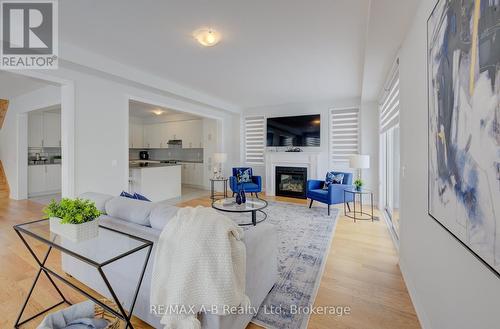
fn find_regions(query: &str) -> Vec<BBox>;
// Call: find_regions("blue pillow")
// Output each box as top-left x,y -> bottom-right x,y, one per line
236,168 -> 252,183
133,192 -> 151,202
324,172 -> 344,189
120,191 -> 135,199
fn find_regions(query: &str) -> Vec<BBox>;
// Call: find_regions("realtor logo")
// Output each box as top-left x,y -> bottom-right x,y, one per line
0,0 -> 58,69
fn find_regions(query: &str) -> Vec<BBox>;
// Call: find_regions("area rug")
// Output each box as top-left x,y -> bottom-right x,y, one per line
226,201 -> 339,329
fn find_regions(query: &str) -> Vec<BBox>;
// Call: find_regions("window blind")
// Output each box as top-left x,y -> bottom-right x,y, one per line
330,108 -> 359,168
244,116 -> 265,164
380,63 -> 400,133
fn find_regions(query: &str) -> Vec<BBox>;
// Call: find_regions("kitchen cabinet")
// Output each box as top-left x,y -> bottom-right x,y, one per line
180,162 -> 204,186
28,165 -> 46,195
129,122 -> 144,148
46,165 -> 62,191
28,111 -> 61,148
28,113 -> 44,147
43,112 -> 61,147
28,164 -> 61,196
144,123 -> 163,148
134,119 -> 204,149
181,121 -> 203,148
163,122 -> 180,141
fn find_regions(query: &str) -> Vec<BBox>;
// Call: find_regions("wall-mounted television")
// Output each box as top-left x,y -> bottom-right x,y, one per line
266,114 -> 321,147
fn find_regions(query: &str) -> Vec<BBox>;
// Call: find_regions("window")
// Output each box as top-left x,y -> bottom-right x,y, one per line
380,69 -> 400,133
379,59 -> 400,238
244,116 -> 265,164
329,108 -> 360,168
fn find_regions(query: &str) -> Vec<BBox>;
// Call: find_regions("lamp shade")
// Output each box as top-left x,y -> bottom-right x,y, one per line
213,153 -> 227,163
349,155 -> 370,169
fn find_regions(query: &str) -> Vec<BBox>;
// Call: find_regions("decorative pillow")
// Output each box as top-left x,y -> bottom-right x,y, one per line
79,192 -> 114,214
323,172 -> 344,189
105,196 -> 155,226
133,192 -> 151,202
236,168 -> 252,183
120,191 -> 135,199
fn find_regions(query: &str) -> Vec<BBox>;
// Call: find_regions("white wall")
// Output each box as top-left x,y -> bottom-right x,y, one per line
0,65 -> 241,199
0,86 -> 61,199
242,99 -> 379,198
398,1 -> 500,329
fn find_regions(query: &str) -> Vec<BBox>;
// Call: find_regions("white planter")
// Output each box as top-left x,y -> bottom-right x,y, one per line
49,217 -> 99,242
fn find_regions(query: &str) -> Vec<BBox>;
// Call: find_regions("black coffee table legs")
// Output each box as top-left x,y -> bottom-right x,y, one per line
14,229 -> 152,329
237,210 -> 268,226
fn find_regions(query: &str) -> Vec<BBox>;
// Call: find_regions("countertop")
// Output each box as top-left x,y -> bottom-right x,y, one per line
129,159 -> 204,164
129,163 -> 181,169
28,162 -> 62,167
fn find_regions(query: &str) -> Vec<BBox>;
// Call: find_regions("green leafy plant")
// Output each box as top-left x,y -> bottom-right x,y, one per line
354,179 -> 363,190
44,198 -> 101,224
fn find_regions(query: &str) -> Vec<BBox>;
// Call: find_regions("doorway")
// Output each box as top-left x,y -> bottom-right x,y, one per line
128,99 -> 221,203
27,106 -> 62,204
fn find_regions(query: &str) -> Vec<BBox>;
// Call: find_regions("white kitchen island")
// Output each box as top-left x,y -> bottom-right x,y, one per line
129,164 -> 181,202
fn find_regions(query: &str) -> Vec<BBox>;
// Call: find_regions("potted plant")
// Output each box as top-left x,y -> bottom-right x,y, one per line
44,198 -> 102,242
354,179 -> 363,191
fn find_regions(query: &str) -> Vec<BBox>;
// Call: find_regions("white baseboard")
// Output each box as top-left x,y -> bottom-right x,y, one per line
28,189 -> 61,198
399,257 -> 432,329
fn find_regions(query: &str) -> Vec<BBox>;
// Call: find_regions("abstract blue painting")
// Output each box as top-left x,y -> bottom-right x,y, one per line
428,0 -> 500,276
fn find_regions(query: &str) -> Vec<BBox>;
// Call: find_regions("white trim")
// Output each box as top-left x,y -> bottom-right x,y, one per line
5,69 -> 75,199
399,257 -> 433,329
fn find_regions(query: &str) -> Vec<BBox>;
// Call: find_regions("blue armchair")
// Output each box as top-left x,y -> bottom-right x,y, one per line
230,167 -> 262,197
306,171 -> 354,216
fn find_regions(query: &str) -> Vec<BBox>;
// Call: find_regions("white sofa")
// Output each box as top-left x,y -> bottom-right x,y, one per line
62,193 -> 278,329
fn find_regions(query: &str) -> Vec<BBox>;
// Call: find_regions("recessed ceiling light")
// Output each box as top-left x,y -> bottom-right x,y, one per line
152,109 -> 164,116
193,28 -> 221,47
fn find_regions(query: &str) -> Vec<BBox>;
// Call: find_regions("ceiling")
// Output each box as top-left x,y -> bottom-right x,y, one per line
129,100 -> 202,120
361,0 -> 420,102
60,0 -> 371,109
0,71 -> 52,99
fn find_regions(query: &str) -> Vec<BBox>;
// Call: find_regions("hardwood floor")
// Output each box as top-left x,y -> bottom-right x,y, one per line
0,195 -> 420,329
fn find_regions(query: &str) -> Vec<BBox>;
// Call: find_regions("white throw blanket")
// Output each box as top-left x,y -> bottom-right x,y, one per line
150,206 -> 249,329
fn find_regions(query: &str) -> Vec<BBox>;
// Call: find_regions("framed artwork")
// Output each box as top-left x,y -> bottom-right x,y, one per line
428,0 -> 500,277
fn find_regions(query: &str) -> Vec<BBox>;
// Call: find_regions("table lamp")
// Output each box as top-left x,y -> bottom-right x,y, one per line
213,153 -> 227,179
349,154 -> 370,190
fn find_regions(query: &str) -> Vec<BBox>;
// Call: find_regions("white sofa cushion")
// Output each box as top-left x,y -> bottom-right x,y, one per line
149,204 -> 179,231
79,192 -> 114,214
105,196 -> 155,226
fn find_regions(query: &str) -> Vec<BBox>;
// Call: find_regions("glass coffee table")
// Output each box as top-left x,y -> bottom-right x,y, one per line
212,197 -> 268,226
13,219 -> 153,329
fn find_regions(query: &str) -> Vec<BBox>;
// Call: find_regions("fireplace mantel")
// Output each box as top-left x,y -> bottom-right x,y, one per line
265,152 -> 320,196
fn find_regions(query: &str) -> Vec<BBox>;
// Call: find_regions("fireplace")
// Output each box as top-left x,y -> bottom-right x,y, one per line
275,166 -> 307,199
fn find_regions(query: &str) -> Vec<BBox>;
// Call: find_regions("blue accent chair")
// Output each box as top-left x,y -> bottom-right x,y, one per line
230,167 -> 262,197
306,172 -> 354,216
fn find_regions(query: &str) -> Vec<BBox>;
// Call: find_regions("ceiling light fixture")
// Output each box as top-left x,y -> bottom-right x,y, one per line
152,109 -> 164,116
193,28 -> 221,47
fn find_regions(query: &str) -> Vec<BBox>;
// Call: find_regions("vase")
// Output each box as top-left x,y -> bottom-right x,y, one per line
240,189 -> 246,203
355,185 -> 362,191
49,217 -> 99,242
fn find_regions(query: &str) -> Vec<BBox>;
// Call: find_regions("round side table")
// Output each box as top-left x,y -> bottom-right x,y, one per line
210,178 -> 228,201
343,188 -> 374,222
